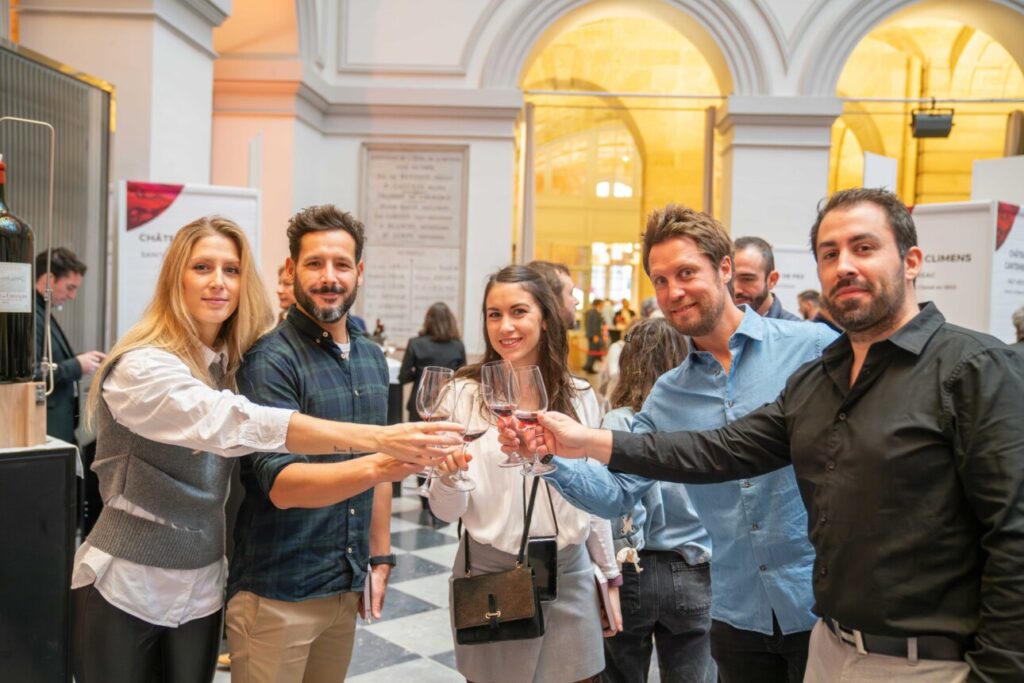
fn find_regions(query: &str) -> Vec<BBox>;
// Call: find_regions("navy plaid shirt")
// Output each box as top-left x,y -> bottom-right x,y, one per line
228,306 -> 389,602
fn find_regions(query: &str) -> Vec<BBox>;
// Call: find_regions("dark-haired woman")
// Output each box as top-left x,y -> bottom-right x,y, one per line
399,301 -> 466,421
428,265 -> 620,683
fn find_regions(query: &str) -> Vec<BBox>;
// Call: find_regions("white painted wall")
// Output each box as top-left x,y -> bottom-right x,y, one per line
150,22 -> 214,183
16,1 -> 225,185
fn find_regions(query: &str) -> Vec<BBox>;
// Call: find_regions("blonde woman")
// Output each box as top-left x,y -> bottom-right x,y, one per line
72,216 -> 458,683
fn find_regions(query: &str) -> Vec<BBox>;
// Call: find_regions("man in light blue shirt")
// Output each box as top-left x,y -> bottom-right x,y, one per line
548,205 -> 838,683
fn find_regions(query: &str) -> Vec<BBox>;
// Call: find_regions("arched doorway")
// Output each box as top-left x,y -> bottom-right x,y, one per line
829,9 -> 1024,204
514,11 -> 725,341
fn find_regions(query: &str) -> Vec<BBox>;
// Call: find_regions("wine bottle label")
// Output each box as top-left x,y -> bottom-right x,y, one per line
0,262 -> 33,313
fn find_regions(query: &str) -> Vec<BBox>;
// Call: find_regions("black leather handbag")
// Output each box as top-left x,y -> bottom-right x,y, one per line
452,479 -> 545,645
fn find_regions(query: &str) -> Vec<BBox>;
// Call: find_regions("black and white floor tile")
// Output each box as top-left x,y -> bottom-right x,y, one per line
215,480 -> 463,682
215,477 -> 661,681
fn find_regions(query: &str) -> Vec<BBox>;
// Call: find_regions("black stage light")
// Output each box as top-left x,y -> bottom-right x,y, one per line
911,109 -> 954,138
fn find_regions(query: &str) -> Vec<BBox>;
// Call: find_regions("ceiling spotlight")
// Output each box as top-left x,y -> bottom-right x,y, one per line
911,108 -> 954,138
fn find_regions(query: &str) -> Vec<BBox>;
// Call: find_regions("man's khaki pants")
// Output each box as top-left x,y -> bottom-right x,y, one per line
803,620 -> 969,682
226,590 -> 361,683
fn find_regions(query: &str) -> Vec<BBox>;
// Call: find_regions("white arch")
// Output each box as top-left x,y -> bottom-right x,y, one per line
799,0 -> 1024,96
479,0 -> 771,95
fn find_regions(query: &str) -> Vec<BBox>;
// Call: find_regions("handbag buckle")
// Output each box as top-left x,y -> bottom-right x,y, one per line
484,610 -> 502,619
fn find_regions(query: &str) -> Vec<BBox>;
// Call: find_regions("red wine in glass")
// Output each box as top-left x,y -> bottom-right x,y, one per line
514,411 -> 539,425
462,430 -> 487,444
489,403 -> 515,419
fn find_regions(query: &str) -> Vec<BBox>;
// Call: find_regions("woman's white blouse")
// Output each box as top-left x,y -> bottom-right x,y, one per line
71,346 -> 295,627
429,378 -> 619,580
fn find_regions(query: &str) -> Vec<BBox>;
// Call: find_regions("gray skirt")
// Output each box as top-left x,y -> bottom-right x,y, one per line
449,536 -> 604,683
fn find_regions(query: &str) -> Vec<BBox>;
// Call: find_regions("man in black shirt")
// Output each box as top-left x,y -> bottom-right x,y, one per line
506,189 -> 1024,681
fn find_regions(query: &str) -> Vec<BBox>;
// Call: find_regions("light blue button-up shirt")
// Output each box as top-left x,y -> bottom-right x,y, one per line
549,307 -> 838,635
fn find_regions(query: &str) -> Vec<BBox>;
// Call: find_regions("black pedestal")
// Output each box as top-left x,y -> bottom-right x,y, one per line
0,439 -> 77,683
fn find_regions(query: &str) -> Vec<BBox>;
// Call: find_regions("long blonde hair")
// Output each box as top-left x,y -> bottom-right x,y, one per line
88,216 -> 273,423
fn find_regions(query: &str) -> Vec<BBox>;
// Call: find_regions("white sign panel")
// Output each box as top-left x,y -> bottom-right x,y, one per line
972,156 -> 1024,205
117,182 -> 260,337
863,152 -> 898,191
773,245 -> 820,317
359,145 -> 467,346
989,203 -> 1024,343
913,201 -> 993,337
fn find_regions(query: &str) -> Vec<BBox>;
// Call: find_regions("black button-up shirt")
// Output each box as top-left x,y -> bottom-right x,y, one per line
610,303 -> 1024,681
228,307 -> 389,602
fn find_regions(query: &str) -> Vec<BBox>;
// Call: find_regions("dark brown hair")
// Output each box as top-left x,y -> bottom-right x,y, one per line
643,205 -> 733,275
610,318 -> 688,413
457,265 -> 578,419
287,205 -> 366,262
420,302 -> 461,342
35,247 -> 87,280
527,260 -> 570,302
810,188 -> 917,260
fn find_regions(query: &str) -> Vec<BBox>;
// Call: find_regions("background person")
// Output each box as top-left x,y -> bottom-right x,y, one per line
733,236 -> 801,320
583,298 -> 606,373
71,216 -> 457,683
399,302 -> 466,421
429,265 -> 621,683
275,264 -> 295,322
797,289 -> 841,332
34,246 -> 107,533
34,247 -> 106,443
528,259 -> 580,328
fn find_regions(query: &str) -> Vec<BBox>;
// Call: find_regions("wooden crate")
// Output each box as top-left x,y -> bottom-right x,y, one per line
0,382 -> 47,448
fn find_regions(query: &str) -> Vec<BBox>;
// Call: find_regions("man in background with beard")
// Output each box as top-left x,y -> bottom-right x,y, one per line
732,236 -> 802,321
227,205 -> 415,682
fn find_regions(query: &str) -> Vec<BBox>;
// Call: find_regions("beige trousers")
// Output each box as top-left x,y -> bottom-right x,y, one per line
803,620 -> 969,683
226,590 -> 361,683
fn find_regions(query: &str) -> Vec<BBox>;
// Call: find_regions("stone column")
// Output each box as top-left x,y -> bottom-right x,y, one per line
16,0 -> 228,184
717,95 -> 842,248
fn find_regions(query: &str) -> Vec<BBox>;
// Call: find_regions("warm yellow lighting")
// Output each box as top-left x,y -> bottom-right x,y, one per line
520,16 -> 721,310
831,16 -> 1024,205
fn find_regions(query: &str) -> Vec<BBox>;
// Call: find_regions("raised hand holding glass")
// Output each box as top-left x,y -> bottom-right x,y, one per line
480,360 -> 528,468
415,366 -> 454,495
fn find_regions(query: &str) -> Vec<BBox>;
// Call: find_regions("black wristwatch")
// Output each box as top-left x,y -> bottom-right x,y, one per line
369,554 -> 397,567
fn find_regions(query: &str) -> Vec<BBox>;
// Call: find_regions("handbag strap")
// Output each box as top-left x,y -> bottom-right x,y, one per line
461,477 -> 541,576
522,478 -> 559,537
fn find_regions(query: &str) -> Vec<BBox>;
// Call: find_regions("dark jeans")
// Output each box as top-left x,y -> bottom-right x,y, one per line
72,584 -> 221,683
711,614 -> 811,683
602,549 -> 715,683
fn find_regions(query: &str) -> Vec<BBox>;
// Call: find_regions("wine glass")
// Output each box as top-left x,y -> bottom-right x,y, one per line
480,360 -> 528,468
415,366 -> 454,496
513,365 -> 555,476
443,385 -> 487,492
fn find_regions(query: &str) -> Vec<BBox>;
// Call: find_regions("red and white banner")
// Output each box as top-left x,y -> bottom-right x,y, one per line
912,200 -> 1023,344
116,181 -> 260,337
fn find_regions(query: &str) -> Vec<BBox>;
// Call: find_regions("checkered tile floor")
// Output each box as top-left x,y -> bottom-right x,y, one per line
215,477 -> 661,681
215,479 -> 464,682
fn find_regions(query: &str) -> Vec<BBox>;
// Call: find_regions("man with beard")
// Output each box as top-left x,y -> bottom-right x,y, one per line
732,236 -> 801,321
544,205 -> 837,682
227,205 -> 419,681
518,188 -> 1024,682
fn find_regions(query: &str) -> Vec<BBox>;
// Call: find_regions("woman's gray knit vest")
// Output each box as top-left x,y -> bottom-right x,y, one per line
86,358 -> 235,570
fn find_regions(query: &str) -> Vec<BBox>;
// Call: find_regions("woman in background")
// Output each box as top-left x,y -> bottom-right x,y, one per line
399,301 -> 466,420
72,216 -> 456,683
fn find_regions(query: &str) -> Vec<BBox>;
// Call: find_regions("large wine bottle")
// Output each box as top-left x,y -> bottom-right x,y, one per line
0,153 -> 36,383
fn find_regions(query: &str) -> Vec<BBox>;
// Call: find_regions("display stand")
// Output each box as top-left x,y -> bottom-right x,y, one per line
0,438 -> 77,683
